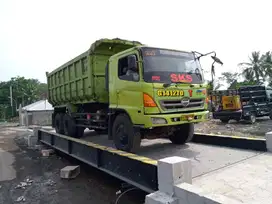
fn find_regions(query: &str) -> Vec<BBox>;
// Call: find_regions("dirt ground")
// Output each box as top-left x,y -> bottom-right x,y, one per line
0,117 -> 271,204
195,116 -> 272,138
0,124 -> 145,204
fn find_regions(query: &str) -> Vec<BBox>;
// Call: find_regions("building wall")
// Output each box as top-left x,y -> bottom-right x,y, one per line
20,110 -> 53,126
31,111 -> 53,126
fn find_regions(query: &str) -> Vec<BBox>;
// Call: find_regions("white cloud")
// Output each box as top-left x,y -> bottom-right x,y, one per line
0,0 -> 271,83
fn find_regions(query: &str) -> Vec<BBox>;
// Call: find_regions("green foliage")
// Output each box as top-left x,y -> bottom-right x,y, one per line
0,76 -> 47,120
206,79 -> 222,92
219,51 -> 272,90
238,51 -> 272,85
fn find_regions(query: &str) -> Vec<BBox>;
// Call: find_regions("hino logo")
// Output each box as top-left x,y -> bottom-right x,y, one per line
181,97 -> 190,107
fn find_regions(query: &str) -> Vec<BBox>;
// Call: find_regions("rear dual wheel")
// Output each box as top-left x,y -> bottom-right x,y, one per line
55,113 -> 64,134
63,114 -> 85,138
54,113 -> 84,138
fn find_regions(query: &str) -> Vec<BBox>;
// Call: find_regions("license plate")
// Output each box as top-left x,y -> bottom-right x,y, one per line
226,104 -> 233,107
181,114 -> 194,120
157,90 -> 184,97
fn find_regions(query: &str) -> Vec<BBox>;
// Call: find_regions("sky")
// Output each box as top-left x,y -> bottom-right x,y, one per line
0,0 -> 271,88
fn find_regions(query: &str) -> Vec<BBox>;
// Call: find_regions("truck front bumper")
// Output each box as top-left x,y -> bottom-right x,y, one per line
141,110 -> 209,128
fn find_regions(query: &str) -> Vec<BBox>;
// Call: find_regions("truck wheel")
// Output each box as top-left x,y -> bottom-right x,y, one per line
112,114 -> 141,153
55,113 -> 64,134
169,123 -> 194,144
247,113 -> 256,124
220,119 -> 229,123
76,127 -> 85,138
63,114 -> 77,136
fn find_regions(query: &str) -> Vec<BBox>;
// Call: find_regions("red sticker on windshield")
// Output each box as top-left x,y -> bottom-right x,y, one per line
170,74 -> 192,83
152,76 -> 161,81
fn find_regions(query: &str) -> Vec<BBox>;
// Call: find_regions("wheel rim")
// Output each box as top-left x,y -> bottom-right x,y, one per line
116,123 -> 128,148
251,115 -> 256,123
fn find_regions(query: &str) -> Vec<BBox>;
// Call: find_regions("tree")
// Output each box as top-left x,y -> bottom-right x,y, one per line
260,51 -> 272,86
0,76 -> 48,119
238,51 -> 265,84
238,51 -> 272,86
219,72 -> 240,89
206,79 -> 222,93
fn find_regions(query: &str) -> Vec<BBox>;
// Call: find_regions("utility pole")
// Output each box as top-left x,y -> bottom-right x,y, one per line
10,85 -> 13,117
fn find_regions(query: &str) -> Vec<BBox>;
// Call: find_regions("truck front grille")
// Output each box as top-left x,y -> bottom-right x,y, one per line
160,98 -> 204,110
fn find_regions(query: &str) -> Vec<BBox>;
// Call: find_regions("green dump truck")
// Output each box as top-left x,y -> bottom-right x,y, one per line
46,38 -> 222,152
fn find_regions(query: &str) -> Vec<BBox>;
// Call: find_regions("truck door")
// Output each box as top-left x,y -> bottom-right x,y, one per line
113,52 -> 144,124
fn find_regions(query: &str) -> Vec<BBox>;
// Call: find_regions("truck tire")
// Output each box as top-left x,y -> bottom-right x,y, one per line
63,114 -> 77,136
63,114 -> 84,138
220,118 -> 229,123
246,113 -> 256,124
76,127 -> 85,138
112,114 -> 141,153
55,113 -> 64,134
269,112 -> 272,120
169,123 -> 194,144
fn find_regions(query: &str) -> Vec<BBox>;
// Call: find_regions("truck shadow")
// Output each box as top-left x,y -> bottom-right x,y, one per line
137,141 -> 199,161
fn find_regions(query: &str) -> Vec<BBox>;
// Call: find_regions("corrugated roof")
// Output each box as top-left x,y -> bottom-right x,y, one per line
22,99 -> 53,111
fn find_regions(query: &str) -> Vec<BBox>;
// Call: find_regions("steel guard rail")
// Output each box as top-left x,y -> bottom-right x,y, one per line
38,130 -> 158,193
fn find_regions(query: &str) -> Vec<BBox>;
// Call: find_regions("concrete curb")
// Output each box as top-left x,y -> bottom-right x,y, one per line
27,126 -> 41,148
146,131 -> 272,203
193,133 -> 266,151
145,156 -> 243,204
265,131 -> 272,152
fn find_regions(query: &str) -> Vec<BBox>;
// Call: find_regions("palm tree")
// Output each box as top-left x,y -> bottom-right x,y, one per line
238,51 -> 265,84
261,51 -> 272,82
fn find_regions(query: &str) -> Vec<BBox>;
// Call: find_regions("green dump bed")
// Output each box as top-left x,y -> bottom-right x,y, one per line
46,38 -> 142,107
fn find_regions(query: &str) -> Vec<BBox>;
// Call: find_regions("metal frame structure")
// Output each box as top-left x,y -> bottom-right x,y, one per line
38,130 -> 267,194
38,130 -> 158,193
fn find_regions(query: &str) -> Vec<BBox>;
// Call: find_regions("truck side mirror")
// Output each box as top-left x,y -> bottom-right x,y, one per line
128,55 -> 137,71
211,56 -> 223,65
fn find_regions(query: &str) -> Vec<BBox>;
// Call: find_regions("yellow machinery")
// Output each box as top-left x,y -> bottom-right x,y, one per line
221,95 -> 241,110
211,86 -> 272,124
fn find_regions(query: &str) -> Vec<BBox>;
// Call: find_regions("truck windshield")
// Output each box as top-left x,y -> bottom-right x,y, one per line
141,47 -> 204,84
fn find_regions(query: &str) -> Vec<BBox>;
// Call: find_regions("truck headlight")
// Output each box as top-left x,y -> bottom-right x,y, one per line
151,118 -> 167,124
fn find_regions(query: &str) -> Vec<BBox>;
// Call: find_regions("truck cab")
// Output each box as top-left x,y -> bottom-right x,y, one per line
107,46 -> 209,151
